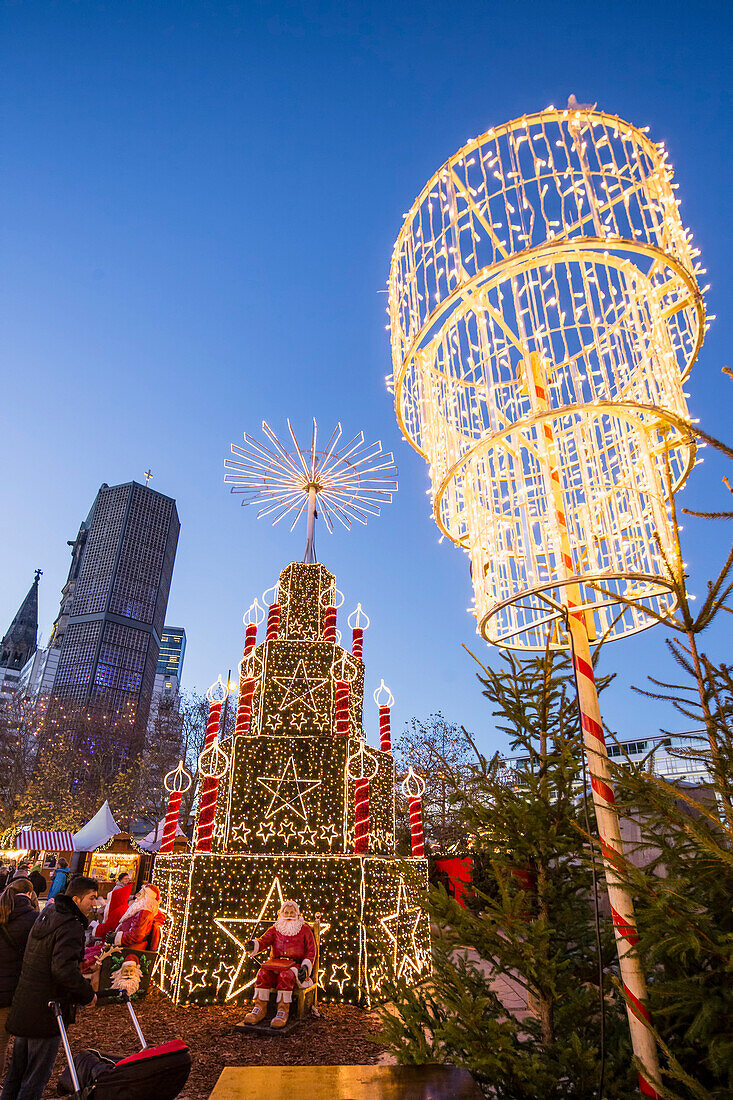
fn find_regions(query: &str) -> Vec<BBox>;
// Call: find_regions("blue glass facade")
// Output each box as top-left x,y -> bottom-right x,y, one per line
156,627 -> 186,680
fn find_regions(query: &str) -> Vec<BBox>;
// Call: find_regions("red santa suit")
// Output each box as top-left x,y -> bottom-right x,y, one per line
114,883 -> 166,951
94,881 -> 133,941
251,908 -> 316,1004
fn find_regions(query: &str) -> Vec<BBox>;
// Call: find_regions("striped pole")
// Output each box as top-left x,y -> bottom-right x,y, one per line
527,353 -> 661,1097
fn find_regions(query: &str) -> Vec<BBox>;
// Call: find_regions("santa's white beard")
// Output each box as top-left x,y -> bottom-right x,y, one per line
275,914 -> 304,936
111,971 -> 141,996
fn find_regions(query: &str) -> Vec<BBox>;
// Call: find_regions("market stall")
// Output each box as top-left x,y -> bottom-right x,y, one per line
73,803 -> 141,898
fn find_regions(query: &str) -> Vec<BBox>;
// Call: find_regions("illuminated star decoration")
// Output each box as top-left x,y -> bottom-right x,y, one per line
231,822 -> 252,845
272,659 -> 327,716
215,876 -> 330,1001
329,962 -> 351,995
184,965 -> 208,994
212,960 -> 236,993
256,819 -> 276,844
224,419 -> 398,544
257,756 -> 322,822
380,882 -> 422,980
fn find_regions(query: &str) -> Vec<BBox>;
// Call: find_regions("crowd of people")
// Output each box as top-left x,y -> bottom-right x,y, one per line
0,859 -> 166,1100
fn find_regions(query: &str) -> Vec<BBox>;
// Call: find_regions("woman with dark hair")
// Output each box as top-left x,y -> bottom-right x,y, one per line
0,879 -> 39,1073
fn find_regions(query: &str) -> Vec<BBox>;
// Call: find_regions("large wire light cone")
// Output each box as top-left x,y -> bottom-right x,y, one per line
388,105 -> 706,649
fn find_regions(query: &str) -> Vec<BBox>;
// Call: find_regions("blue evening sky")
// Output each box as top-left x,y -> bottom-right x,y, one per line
2,0 -> 731,755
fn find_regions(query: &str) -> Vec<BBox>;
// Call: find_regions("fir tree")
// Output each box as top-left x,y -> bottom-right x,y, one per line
380,649 -> 635,1098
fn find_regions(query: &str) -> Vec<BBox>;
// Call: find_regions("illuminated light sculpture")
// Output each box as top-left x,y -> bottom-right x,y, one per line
160,760 -> 193,855
388,101 -> 706,1096
152,433 -> 430,1008
402,768 -> 426,859
225,419 -> 398,564
195,677 -> 228,853
374,680 -> 395,753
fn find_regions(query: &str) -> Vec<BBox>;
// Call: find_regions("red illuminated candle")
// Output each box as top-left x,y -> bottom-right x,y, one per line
402,767 -> 426,858
235,677 -> 257,737
266,603 -> 280,640
348,603 -> 370,661
334,681 -> 349,735
160,760 -> 192,854
324,605 -> 337,642
348,742 -> 379,855
373,679 -> 394,753
195,676 -> 227,852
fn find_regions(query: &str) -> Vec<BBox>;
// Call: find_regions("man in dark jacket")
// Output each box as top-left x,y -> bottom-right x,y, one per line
1,876 -> 97,1100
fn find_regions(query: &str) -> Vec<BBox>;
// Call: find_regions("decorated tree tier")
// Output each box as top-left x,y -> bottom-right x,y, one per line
153,561 -> 431,1006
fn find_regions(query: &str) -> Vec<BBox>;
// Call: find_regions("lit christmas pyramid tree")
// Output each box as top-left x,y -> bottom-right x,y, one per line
153,421 -> 431,1007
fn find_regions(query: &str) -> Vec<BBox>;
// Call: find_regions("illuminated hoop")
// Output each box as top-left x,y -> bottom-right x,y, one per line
389,106 -> 705,650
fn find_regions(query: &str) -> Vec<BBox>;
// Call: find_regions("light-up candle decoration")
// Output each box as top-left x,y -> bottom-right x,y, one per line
243,597 -> 265,655
386,101 -> 707,1096
324,605 -> 337,642
263,585 -> 281,641
373,679 -> 394,753
195,676 -> 228,852
347,741 -> 379,854
332,651 -> 358,736
348,604 -> 370,661
236,599 -> 265,737
402,767 -> 426,858
160,759 -> 193,854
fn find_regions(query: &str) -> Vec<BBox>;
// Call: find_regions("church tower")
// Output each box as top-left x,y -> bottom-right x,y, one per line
0,571 -> 41,691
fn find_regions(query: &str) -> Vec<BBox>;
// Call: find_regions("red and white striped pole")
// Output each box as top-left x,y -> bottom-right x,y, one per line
373,680 -> 394,753
348,603 -> 369,661
195,676 -> 227,853
160,760 -> 192,854
402,767 -> 425,858
527,352 -> 661,1097
236,599 -> 264,737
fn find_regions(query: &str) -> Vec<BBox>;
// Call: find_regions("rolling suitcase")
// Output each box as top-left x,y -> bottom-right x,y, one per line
51,994 -> 191,1100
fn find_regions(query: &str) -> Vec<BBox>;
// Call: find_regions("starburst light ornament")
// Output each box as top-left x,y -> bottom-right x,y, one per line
387,99 -> 707,1099
225,419 -> 398,562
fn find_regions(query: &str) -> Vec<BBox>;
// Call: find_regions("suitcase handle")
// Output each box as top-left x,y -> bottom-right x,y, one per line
49,1001 -> 81,1095
120,991 -> 147,1050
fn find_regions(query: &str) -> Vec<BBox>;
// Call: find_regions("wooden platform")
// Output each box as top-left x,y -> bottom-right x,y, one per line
208,1064 -> 484,1099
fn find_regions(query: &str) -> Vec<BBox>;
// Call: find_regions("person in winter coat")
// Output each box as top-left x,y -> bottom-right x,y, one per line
45,859 -> 70,902
1,876 -> 97,1100
0,879 -> 39,1073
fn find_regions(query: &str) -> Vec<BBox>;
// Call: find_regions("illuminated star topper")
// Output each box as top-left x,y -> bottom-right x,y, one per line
224,419 -> 398,563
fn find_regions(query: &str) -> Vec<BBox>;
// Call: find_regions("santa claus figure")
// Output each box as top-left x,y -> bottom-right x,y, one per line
243,899 -> 316,1028
109,955 -> 143,997
92,874 -> 133,941
113,883 -> 166,951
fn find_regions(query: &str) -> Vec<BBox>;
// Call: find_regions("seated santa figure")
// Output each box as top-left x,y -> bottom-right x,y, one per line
243,899 -> 316,1028
112,882 -> 165,951
92,874 -> 133,941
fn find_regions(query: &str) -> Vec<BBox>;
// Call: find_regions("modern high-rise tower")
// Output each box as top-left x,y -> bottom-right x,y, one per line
48,481 -> 179,738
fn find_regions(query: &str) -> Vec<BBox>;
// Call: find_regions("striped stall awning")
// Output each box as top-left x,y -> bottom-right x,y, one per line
15,829 -> 75,851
